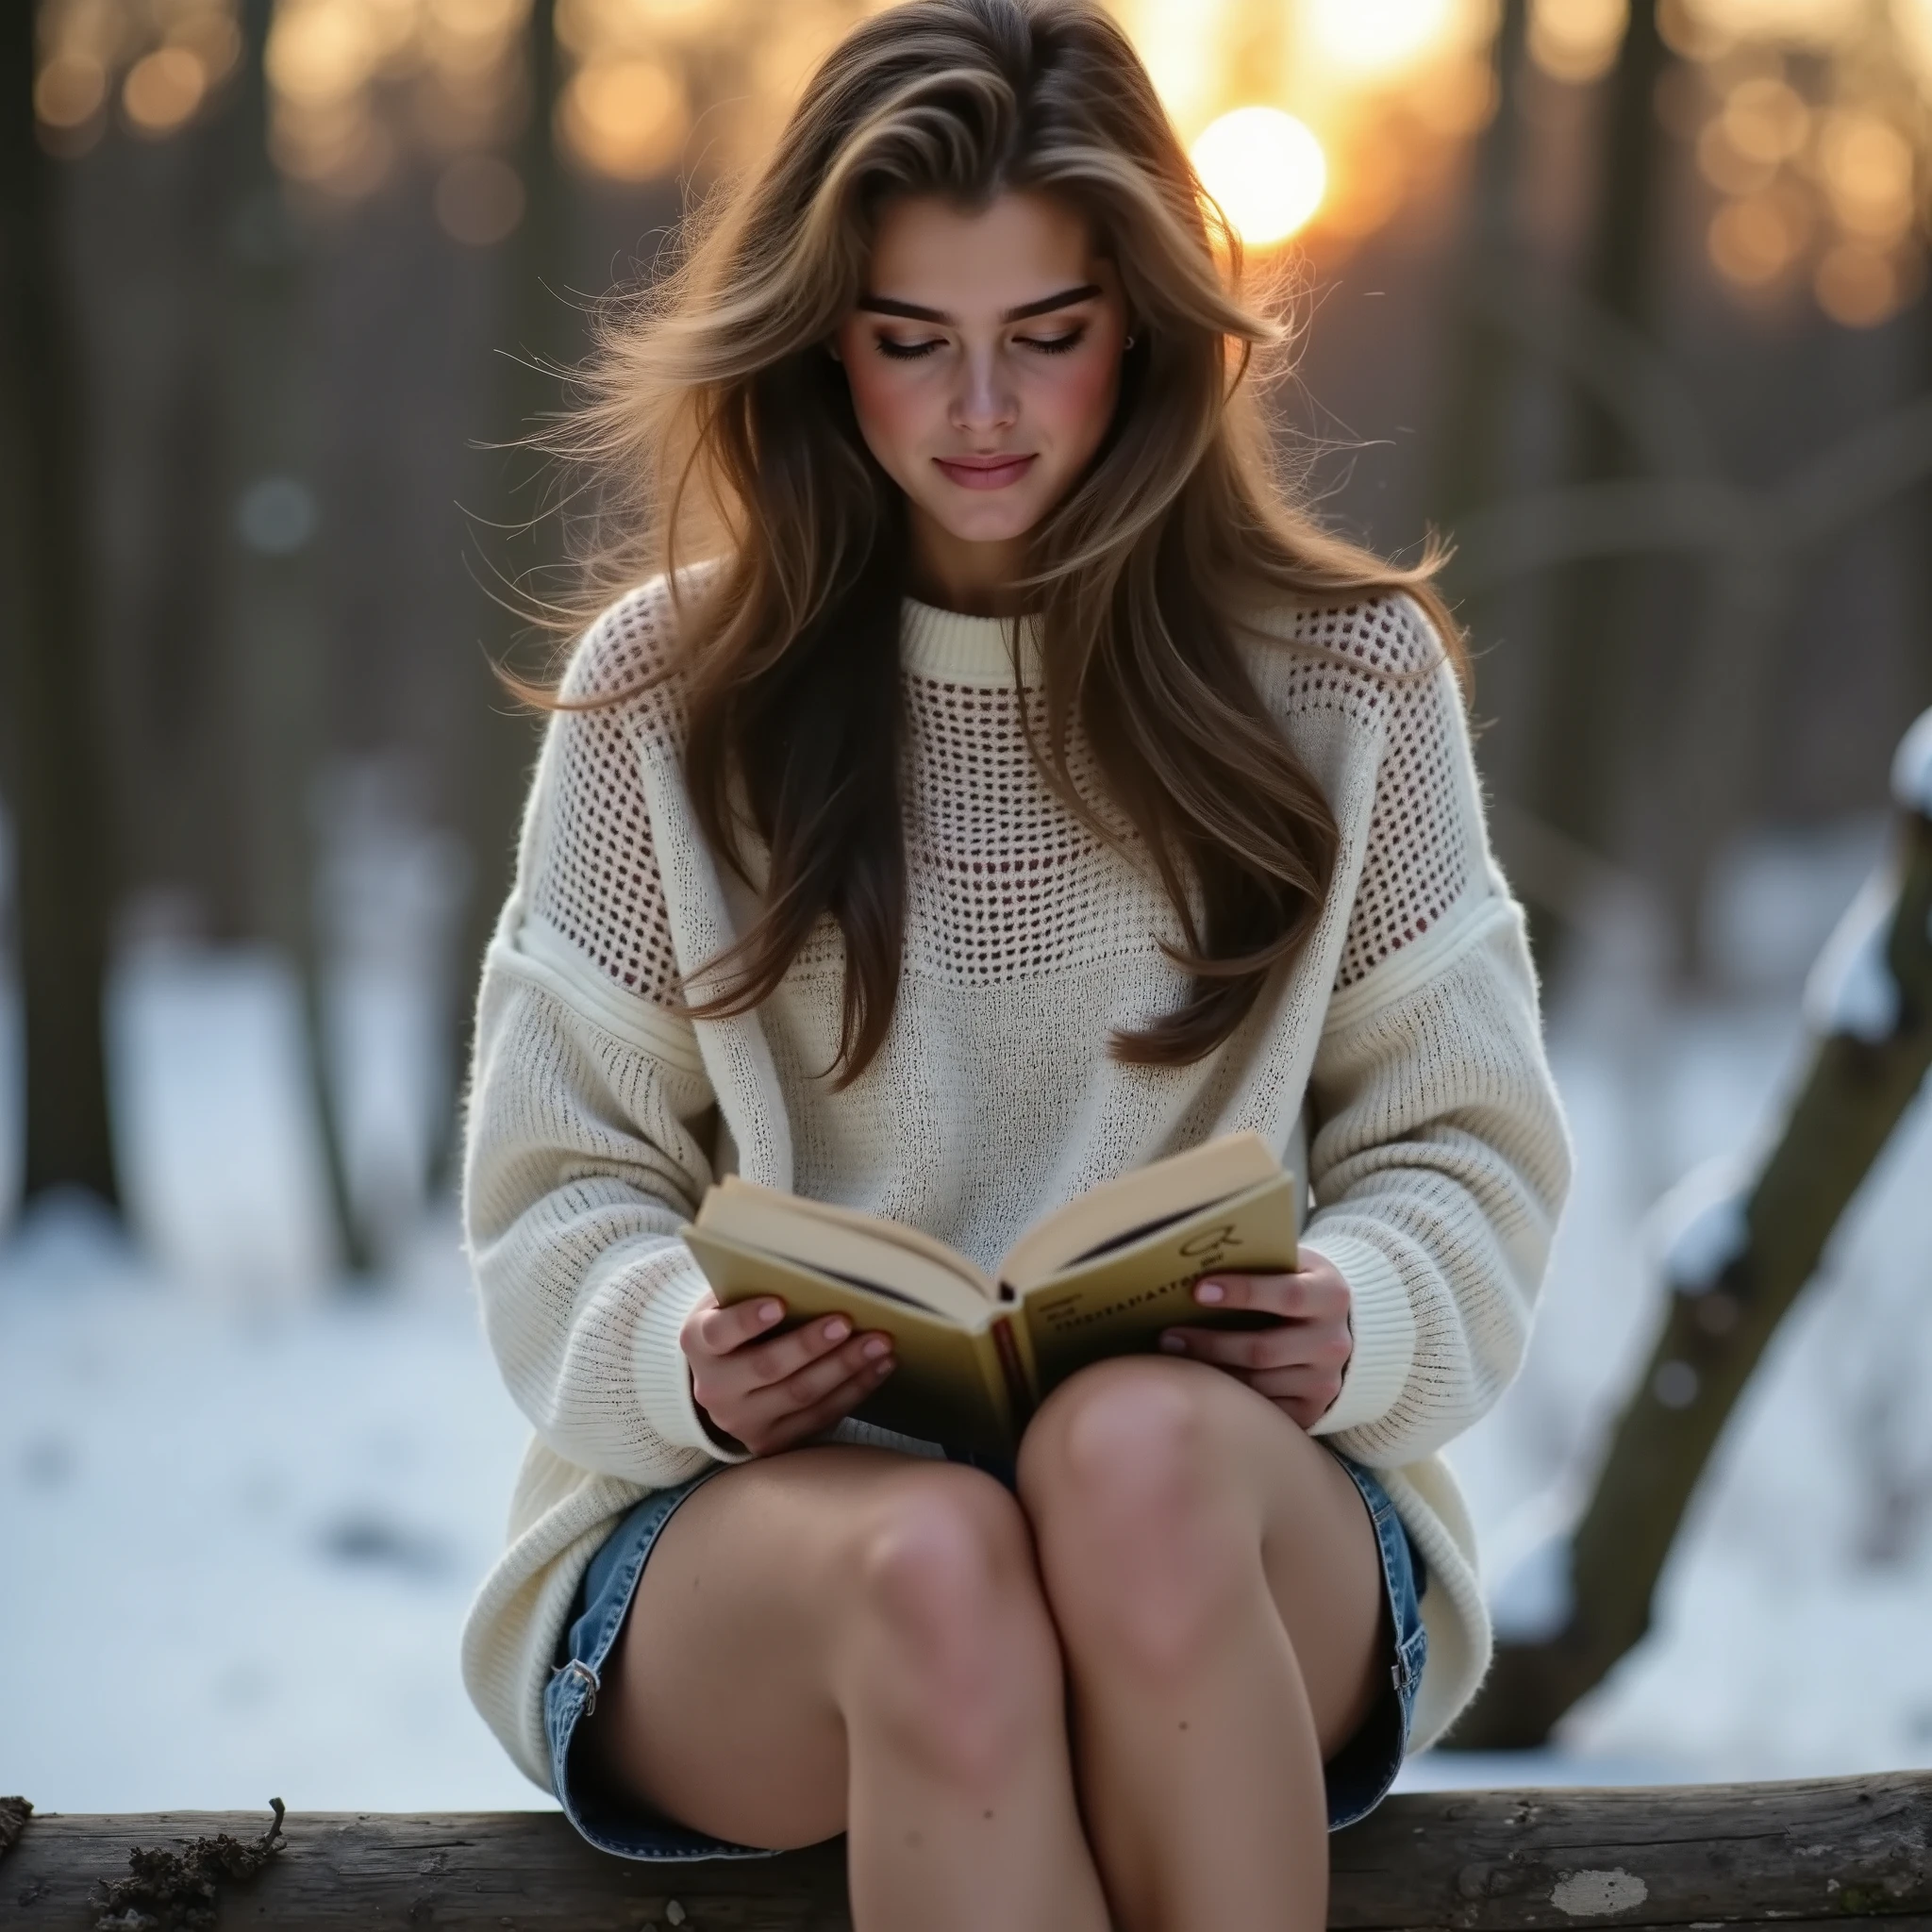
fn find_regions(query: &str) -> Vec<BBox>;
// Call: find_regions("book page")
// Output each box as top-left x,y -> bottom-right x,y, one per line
1017,1174 -> 1301,1397
998,1131 -> 1284,1293
682,1226 -> 1018,1457
698,1178 -> 995,1324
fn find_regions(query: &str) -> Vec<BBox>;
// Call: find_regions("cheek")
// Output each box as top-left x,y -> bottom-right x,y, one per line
841,355 -> 933,474
1035,351 -> 1122,458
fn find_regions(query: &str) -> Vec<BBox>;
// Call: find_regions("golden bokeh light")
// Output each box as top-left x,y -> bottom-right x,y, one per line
1317,134 -> 1407,238
1707,190 -> 1807,287
558,0 -> 727,55
1696,116 -> 1776,195
164,3 -> 244,90
267,0 -> 381,108
558,54 -> 691,182
1191,107 -> 1327,247
1721,75 -> 1808,163
123,45 -> 208,134
1304,0 -> 1458,77
1528,0 -> 1628,84
1813,242 -> 1902,326
1677,0 -> 1862,50
35,51 -> 108,130
1409,54 -> 1500,137
1818,111 -> 1916,246
434,150 -> 526,243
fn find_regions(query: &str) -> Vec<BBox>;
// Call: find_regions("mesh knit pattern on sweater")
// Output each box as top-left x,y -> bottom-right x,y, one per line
529,587 -> 1471,1007
458,576 -> 1572,1790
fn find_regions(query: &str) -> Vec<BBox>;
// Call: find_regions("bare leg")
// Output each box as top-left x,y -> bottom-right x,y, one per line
1017,1357 -> 1389,1932
578,1448 -> 1111,1932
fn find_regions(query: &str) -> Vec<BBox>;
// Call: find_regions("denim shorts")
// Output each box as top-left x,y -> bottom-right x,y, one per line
544,1443 -> 1427,1860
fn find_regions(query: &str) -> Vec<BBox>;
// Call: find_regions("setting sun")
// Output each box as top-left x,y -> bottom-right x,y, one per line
1190,106 -> 1328,247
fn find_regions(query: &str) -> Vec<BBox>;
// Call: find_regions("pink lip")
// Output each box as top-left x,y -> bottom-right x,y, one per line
934,453 -> 1037,490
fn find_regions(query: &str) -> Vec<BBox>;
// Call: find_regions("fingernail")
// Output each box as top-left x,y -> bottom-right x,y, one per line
1159,1332 -> 1188,1353
758,1300 -> 783,1324
862,1335 -> 891,1360
824,1316 -> 851,1342
1195,1280 -> 1224,1304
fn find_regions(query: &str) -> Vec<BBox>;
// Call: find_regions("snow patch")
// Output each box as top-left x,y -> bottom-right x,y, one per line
1891,709 -> 1932,817
1803,871 -> 1901,1046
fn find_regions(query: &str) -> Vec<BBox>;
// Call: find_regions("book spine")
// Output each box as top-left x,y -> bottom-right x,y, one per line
991,1316 -> 1033,1431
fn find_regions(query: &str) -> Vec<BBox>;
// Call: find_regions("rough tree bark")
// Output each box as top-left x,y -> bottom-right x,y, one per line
1450,708 -> 1932,1748
3,1775 -> 1929,1928
0,0 -> 122,1215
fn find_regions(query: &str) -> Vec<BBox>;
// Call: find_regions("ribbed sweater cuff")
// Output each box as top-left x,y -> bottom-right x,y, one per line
630,1250 -> 754,1464
1300,1231 -> 1416,1439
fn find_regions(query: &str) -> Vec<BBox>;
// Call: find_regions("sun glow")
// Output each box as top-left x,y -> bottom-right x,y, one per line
1191,107 -> 1329,247
1304,0 -> 1460,77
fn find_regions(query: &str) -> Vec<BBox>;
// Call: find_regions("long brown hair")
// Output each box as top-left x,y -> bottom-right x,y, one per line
546,0 -> 1460,1087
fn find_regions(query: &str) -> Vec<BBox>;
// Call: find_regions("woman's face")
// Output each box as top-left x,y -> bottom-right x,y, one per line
833,190 -> 1130,607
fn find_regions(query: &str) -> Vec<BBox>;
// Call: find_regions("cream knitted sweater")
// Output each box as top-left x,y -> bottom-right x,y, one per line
459,575 -> 1571,1790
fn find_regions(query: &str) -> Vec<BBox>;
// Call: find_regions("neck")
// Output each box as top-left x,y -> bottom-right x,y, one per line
907,507 -> 1031,618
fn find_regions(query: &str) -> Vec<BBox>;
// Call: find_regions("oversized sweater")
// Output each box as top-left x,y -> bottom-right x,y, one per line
459,575 -> 1572,1790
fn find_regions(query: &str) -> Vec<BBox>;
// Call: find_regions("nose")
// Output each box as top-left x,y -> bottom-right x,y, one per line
949,345 -> 1017,436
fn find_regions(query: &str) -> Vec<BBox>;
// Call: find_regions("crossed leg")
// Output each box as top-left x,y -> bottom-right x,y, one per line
579,1357 -> 1387,1932
1019,1355 -> 1389,1931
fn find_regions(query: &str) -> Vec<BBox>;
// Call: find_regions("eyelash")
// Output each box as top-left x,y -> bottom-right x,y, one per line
873,327 -> 1088,361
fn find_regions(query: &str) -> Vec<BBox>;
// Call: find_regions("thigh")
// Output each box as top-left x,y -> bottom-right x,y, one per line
578,1446 -> 991,1850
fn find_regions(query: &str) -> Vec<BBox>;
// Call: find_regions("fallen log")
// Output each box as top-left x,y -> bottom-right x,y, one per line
3,1773 -> 1927,1930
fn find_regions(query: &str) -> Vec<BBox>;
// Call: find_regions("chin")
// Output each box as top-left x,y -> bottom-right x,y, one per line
922,496 -> 1049,547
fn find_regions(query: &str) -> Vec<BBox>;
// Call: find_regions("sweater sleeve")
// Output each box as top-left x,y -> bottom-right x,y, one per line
461,590 -> 749,1485
1303,602 -> 1572,1465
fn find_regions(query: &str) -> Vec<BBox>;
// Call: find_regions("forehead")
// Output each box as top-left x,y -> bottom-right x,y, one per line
864,191 -> 1105,311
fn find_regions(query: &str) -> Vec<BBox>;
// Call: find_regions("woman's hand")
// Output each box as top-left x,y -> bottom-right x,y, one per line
681,1293 -> 896,1457
1158,1253 -> 1353,1430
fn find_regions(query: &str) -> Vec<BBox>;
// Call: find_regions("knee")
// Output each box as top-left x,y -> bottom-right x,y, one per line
1018,1359 -> 1257,1674
838,1467 -> 1062,1785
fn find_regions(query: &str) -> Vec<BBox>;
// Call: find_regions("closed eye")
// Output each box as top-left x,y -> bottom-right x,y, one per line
874,337 -> 943,360
1019,327 -> 1087,355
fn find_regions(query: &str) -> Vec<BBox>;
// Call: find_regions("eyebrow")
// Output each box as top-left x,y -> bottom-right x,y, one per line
856,283 -> 1104,325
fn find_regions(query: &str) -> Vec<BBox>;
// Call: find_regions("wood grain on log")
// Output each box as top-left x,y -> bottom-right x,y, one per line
4,1773 -> 1926,1930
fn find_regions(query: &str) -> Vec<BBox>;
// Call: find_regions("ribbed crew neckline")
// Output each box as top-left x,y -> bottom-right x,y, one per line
900,596 -> 1044,686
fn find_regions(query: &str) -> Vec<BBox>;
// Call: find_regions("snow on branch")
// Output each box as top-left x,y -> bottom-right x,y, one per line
1892,708 -> 1932,820
1805,868 -> 1906,1046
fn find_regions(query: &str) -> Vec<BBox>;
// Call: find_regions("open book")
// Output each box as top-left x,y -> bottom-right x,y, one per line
680,1132 -> 1299,1457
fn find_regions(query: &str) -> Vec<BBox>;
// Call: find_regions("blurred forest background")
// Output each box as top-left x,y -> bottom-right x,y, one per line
2,0 -> 1929,1810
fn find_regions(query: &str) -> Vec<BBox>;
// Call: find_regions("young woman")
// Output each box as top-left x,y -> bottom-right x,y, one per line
459,2 -> 1570,1925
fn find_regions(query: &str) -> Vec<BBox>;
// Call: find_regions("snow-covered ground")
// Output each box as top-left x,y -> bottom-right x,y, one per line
1,808 -> 1928,1810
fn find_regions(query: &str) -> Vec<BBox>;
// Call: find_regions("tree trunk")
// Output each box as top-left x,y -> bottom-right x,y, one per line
1426,0 -> 1531,539
1449,710 -> 1932,1747
432,0 -> 566,1190
0,2 -> 121,1215
222,0 -> 369,1274
1526,0 -> 1673,942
